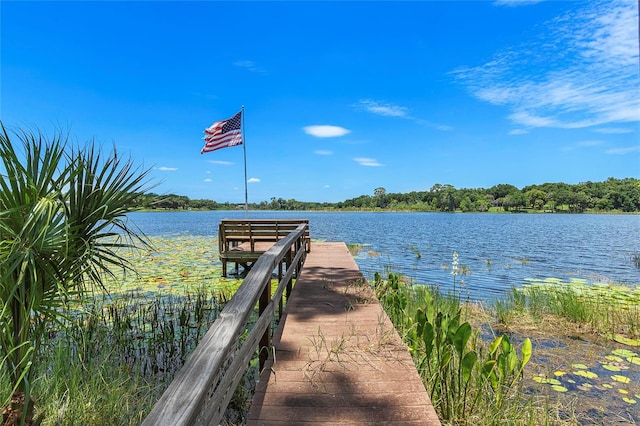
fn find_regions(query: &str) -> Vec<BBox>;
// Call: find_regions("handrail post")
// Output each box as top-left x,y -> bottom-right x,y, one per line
259,278 -> 271,371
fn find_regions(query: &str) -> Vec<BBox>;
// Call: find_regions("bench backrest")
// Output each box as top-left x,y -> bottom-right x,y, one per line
219,219 -> 310,252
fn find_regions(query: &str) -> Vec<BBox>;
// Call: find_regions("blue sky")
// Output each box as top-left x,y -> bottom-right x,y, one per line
2,0 -> 639,204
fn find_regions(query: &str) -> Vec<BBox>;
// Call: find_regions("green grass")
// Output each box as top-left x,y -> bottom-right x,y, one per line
0,285 -> 254,425
513,278 -> 640,340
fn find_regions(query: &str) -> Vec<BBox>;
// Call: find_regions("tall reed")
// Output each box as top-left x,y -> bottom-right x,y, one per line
498,279 -> 640,339
0,287 -> 258,425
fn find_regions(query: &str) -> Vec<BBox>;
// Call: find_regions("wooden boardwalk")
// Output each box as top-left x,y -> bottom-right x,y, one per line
248,242 -> 441,425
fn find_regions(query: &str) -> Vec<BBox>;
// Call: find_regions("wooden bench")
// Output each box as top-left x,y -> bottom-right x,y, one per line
218,219 -> 310,276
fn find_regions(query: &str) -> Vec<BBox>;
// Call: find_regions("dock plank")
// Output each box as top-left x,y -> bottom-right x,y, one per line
248,242 -> 440,425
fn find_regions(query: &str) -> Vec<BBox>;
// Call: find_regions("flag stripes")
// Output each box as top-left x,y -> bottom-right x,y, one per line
201,111 -> 243,154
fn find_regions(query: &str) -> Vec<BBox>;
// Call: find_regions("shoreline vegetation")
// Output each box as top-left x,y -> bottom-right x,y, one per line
1,127 -> 637,424
1,237 -> 638,425
375,271 -> 640,425
132,178 -> 640,214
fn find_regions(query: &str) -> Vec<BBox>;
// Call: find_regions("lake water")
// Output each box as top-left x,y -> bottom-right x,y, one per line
127,211 -> 639,301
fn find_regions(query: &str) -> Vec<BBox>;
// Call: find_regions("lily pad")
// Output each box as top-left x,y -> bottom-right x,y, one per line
612,349 -> 638,358
601,363 -> 621,372
623,398 -> 637,404
628,356 -> 640,365
612,334 -> 640,346
574,370 -> 598,379
571,363 -> 589,370
551,385 -> 568,392
605,355 -> 624,362
611,375 -> 631,384
533,376 -> 561,385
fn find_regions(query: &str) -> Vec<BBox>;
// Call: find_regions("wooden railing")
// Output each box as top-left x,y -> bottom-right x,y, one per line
142,223 -> 308,426
218,218 -> 310,276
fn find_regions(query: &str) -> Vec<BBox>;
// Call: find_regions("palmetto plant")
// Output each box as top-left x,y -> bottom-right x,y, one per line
0,123 -> 153,423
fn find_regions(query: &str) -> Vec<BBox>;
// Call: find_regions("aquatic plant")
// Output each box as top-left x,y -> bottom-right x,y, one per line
374,272 -> 534,424
451,251 -> 459,298
346,243 -> 364,256
0,286 -> 255,425
493,278 -> 640,422
517,278 -> 640,339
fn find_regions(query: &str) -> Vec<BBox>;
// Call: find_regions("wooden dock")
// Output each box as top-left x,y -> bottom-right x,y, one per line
248,242 -> 441,425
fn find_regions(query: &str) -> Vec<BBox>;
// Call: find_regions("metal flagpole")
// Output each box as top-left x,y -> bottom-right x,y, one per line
241,105 -> 248,218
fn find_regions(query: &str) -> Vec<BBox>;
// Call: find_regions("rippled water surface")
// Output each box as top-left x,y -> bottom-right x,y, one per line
128,211 -> 639,301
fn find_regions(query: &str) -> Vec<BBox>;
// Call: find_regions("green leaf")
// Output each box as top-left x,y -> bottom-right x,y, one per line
453,322 -> 472,358
423,322 -> 434,359
574,370 -> 598,379
521,338 -> 532,368
507,350 -> 517,374
461,351 -> 477,383
489,335 -> 503,356
501,334 -> 512,354
440,346 -> 452,369
551,385 -> 568,392
612,334 -> 640,346
482,360 -> 496,378
612,375 -> 631,384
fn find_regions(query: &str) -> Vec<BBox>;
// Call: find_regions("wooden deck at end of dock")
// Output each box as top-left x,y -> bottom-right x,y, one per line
248,242 -> 441,425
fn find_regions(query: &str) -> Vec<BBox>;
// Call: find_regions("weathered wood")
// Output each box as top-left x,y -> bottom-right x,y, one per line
142,224 -> 308,426
247,242 -> 442,425
218,219 -> 311,276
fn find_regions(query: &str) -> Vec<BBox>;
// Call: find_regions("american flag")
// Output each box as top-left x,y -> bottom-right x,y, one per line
201,111 -> 243,154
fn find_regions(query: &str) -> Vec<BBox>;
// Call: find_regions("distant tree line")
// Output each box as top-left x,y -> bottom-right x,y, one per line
132,177 -> 640,213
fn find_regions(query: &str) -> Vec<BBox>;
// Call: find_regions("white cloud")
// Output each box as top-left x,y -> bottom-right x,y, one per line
355,99 -> 409,117
354,157 -> 383,167
247,177 -> 261,183
452,0 -> 640,130
208,160 -> 233,165
303,125 -> 351,138
204,178 -> 212,182
507,111 -> 558,128
577,140 -> 603,147
563,139 -> 604,151
355,99 -> 452,130
233,60 -> 266,73
156,166 -> 178,171
323,184 -> 331,188
605,146 -> 640,155
593,127 -> 635,134
508,129 -> 529,135
314,150 -> 333,155
493,0 -> 544,6
434,124 -> 454,131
